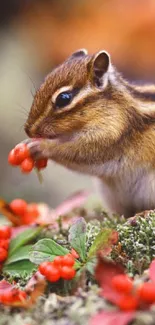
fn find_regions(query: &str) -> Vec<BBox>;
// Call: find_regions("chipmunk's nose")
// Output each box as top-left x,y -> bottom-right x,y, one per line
24,125 -> 31,137
24,123 -> 33,138
24,123 -> 42,139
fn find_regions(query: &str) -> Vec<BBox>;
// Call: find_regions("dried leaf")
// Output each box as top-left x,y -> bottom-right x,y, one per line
0,199 -> 21,226
24,271 -> 46,307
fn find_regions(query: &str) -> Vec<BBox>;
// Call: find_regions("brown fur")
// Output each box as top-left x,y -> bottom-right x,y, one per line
24,50 -> 155,217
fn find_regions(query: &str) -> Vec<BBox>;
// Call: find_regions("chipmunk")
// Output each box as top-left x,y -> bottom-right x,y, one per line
24,49 -> 155,218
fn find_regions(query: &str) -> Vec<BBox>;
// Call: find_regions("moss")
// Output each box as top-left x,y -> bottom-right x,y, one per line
114,211 -> 155,275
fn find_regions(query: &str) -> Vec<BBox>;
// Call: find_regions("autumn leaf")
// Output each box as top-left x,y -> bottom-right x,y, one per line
0,274 -> 46,308
149,259 -> 155,282
0,199 -> 21,226
89,311 -> 135,325
95,257 -> 124,304
88,229 -> 118,259
54,190 -> 90,216
24,271 -> 46,308
0,280 -> 27,307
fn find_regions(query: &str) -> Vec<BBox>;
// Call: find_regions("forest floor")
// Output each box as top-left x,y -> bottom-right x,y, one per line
0,192 -> 155,325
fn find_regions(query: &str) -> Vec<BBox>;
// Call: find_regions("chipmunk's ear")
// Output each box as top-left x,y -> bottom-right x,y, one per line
70,49 -> 88,58
89,51 -> 110,87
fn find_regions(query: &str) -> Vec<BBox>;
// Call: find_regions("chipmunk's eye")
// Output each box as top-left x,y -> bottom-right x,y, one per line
55,92 -> 73,109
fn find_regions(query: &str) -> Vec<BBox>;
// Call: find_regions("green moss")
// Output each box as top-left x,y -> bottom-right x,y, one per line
115,211 -> 155,275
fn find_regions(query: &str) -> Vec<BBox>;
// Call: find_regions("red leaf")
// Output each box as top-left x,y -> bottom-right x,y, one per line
0,280 -> 13,292
25,271 -> 45,293
149,259 -> 155,282
0,275 -> 46,308
95,257 -> 125,303
90,311 -> 135,325
35,190 -> 89,225
54,190 -> 90,216
0,280 -> 26,306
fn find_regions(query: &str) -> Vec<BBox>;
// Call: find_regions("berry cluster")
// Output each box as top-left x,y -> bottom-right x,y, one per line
8,143 -> 48,173
0,287 -> 27,304
10,199 -> 39,225
111,274 -> 155,311
0,226 -> 11,263
39,254 -> 76,282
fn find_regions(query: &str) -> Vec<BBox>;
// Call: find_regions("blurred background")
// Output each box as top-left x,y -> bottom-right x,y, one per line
0,0 -> 155,207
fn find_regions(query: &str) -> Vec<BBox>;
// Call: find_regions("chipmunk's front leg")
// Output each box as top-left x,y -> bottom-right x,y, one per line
23,139 -> 58,161
24,138 -> 84,170
23,137 -> 102,174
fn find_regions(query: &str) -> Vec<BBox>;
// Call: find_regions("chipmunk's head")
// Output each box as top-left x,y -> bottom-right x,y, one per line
25,49 -> 125,143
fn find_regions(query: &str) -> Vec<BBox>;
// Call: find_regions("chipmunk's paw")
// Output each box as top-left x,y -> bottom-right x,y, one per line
24,139 -> 49,160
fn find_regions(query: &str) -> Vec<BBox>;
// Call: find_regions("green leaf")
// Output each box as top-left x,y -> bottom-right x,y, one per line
9,226 -> 42,256
3,260 -> 36,277
68,217 -> 87,262
29,238 -> 69,265
88,228 -> 118,259
86,258 -> 97,275
5,245 -> 32,265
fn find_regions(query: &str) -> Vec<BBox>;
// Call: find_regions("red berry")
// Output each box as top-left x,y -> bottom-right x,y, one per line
20,158 -> 34,173
0,226 -> 11,239
0,239 -> 9,250
0,247 -> 8,262
27,204 -> 39,218
53,256 -> 64,267
39,261 -> 51,276
44,263 -> 61,282
21,214 -> 37,225
8,149 -> 20,166
60,266 -> 76,280
111,274 -> 133,294
137,282 -> 155,303
10,199 -> 27,216
61,254 -> 75,267
14,144 -> 30,163
71,248 -> 79,259
21,213 -> 37,225
35,159 -> 48,170
117,295 -> 139,311
22,203 -> 39,224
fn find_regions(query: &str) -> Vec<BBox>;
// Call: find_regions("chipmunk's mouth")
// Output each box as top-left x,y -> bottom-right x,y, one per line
25,123 -> 73,143
25,125 -> 59,140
